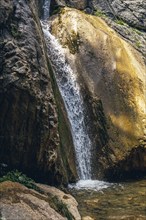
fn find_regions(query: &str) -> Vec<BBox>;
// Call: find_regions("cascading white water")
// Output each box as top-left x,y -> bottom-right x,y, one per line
42,0 -> 93,180
41,1 -> 112,191
43,0 -> 51,20
42,21 -> 92,180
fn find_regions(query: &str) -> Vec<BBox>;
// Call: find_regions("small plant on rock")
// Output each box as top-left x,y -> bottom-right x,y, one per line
0,170 -> 39,191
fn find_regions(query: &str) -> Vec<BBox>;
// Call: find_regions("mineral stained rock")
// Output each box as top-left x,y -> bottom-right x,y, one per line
51,8 -> 146,180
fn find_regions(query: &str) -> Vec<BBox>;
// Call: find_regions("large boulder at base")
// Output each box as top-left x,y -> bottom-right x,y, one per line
50,8 -> 146,180
36,183 -> 81,220
0,0 -> 77,185
0,181 -> 81,220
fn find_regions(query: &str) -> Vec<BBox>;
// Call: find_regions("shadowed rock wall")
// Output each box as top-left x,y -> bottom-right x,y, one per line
0,0 -> 77,185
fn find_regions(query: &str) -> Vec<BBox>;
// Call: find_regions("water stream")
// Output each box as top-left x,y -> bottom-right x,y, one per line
41,1 -> 114,191
42,2 -> 92,180
70,179 -> 146,219
43,0 -> 51,20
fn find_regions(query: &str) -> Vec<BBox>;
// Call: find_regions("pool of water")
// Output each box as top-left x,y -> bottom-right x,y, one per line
69,179 -> 146,220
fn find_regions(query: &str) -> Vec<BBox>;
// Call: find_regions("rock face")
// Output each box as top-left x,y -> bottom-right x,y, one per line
50,0 -> 93,15
50,0 -> 146,32
92,0 -> 146,60
0,181 -> 81,220
93,0 -> 146,31
51,8 -> 146,180
51,0 -> 88,9
0,0 -> 77,184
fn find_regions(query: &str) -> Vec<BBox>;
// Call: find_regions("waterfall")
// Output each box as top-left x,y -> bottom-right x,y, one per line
43,0 -> 51,20
41,1 -> 93,180
40,0 -> 113,190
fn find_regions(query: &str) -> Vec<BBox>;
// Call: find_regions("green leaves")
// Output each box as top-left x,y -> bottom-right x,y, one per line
0,170 -> 39,191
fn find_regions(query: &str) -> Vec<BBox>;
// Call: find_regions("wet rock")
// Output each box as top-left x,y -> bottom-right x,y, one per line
0,0 -> 77,185
52,1 -> 146,61
51,8 -> 146,180
50,0 -> 93,14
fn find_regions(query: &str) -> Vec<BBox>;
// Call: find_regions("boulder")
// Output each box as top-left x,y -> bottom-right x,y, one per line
36,183 -> 81,220
0,181 -> 81,219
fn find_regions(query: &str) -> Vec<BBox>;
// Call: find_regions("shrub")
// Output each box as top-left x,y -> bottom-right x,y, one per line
0,170 -> 39,191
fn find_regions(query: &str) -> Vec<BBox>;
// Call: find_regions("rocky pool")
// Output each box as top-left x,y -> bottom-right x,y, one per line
69,179 -> 146,219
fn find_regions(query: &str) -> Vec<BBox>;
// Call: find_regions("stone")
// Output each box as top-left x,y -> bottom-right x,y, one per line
82,217 -> 94,220
0,181 -> 80,220
50,0 -> 93,14
0,0 -> 77,185
36,183 -> 81,220
51,7 -> 146,180
102,17 -> 146,63
51,1 -> 146,61
92,0 -> 146,30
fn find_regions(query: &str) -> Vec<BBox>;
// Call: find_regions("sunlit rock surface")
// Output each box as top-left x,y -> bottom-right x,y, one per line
51,8 -> 146,180
0,181 -> 81,220
50,0 -> 146,61
37,183 -> 81,220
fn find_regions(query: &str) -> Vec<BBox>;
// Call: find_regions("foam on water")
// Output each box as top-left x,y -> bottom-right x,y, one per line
69,180 -> 112,191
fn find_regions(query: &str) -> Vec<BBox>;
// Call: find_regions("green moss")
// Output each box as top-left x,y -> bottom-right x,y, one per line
10,24 -> 21,38
0,170 -> 40,192
66,30 -> 80,54
51,5 -> 66,16
115,19 -> 126,25
49,195 -> 74,220
60,7 -> 66,15
0,172 -> 74,219
132,28 -> 142,35
135,40 -> 141,48
94,9 -> 106,18
52,7 -> 62,15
